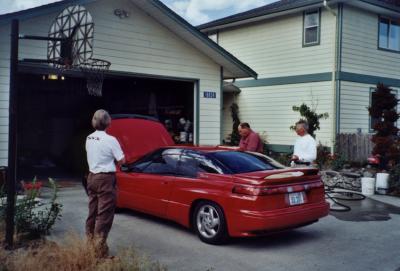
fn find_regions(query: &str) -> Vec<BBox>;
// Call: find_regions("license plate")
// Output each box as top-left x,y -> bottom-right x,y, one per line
288,192 -> 305,206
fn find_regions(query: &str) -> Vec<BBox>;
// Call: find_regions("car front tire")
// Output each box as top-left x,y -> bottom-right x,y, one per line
193,201 -> 228,245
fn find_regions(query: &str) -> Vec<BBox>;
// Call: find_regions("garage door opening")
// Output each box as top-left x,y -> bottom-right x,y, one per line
16,72 -> 195,178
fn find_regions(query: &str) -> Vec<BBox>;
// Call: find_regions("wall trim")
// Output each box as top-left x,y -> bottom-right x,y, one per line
336,3 -> 344,134
339,72 -> 400,87
234,71 -> 400,89
195,81 -> 200,145
235,72 -> 333,88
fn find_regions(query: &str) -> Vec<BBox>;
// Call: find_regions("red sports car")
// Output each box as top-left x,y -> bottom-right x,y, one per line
108,116 -> 329,244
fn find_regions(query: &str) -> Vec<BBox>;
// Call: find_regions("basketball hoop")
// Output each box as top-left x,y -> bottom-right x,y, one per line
44,5 -> 111,96
80,58 -> 111,97
48,5 -> 94,69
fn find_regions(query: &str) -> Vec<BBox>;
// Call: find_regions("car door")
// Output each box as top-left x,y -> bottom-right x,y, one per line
167,151 -> 226,222
117,149 -> 180,218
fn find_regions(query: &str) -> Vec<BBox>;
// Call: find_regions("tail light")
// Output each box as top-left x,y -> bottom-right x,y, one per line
232,181 -> 324,196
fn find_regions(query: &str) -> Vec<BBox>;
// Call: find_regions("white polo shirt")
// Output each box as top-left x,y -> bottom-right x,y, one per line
85,130 -> 125,174
293,134 -> 317,163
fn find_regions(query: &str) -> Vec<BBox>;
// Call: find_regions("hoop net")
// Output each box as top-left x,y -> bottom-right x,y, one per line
79,58 -> 111,96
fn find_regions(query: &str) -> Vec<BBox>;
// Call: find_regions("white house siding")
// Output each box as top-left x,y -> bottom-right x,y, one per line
0,0 -> 223,165
217,9 -> 336,78
339,5 -> 400,135
339,81 -> 373,134
341,5 -> 400,78
340,81 -> 399,134
0,25 -> 10,166
222,81 -> 334,147
217,8 -> 336,148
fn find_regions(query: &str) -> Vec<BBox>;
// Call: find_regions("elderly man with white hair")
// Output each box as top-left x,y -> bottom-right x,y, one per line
85,109 -> 125,257
291,120 -> 317,165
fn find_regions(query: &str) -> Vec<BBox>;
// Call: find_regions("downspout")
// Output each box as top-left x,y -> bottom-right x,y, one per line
323,0 -> 338,152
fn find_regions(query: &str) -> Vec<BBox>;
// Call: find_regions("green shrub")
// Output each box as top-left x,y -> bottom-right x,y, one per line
14,178 -> 62,237
316,144 -> 331,170
290,103 -> 329,138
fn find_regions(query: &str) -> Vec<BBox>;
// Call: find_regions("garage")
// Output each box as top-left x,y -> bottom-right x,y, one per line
16,71 -> 195,177
0,0 -> 256,179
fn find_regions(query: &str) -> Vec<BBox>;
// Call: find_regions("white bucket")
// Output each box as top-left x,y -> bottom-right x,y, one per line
361,177 -> 375,196
376,173 -> 389,195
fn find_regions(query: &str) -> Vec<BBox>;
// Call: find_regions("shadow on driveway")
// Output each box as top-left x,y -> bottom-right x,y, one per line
330,197 -> 400,222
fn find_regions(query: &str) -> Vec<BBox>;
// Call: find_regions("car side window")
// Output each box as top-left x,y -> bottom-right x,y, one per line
142,154 -> 180,175
177,155 -> 199,178
177,152 -> 223,178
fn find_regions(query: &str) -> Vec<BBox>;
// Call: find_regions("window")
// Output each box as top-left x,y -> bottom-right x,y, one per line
209,151 -> 283,174
142,154 -> 180,175
379,17 -> 400,52
177,151 -> 224,178
131,149 -> 181,175
303,9 -> 320,46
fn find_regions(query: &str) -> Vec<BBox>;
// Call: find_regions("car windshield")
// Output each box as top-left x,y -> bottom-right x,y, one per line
209,151 -> 285,174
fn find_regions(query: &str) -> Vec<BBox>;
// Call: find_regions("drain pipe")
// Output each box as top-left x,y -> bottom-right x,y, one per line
323,0 -> 339,152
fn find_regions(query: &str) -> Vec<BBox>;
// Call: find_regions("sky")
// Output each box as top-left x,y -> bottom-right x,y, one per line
0,0 -> 279,25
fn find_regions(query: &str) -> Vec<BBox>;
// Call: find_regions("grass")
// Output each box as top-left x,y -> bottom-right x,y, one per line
0,232 -> 167,271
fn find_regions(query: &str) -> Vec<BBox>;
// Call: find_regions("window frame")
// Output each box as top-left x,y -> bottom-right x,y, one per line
378,16 -> 400,53
303,8 -> 321,47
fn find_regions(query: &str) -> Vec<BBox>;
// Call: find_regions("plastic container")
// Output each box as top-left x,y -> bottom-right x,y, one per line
361,177 -> 375,196
375,173 -> 389,195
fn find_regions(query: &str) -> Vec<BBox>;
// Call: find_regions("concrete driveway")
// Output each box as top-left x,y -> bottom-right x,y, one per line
48,184 -> 400,271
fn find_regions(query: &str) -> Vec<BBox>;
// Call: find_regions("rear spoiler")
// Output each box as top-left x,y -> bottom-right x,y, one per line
236,168 -> 320,185
262,168 -> 320,185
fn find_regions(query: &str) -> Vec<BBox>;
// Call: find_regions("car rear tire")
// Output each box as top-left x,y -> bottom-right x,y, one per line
193,201 -> 228,245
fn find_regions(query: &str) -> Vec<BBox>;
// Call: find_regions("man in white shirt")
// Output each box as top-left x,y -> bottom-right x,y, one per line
291,120 -> 317,165
85,109 -> 125,258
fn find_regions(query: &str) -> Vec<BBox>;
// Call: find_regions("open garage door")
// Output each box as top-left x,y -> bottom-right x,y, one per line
16,72 -> 195,178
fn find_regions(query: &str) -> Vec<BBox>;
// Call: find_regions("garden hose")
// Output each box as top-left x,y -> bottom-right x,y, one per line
324,182 -> 366,212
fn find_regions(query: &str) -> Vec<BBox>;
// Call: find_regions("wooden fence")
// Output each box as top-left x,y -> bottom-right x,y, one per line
335,133 -> 373,163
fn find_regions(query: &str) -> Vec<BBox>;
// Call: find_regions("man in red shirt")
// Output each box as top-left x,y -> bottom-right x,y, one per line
237,122 -> 264,153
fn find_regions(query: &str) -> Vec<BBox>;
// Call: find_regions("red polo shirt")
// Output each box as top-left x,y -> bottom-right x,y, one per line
239,130 -> 264,153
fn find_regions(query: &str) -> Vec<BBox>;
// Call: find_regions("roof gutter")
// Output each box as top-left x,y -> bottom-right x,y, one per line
323,0 -> 340,151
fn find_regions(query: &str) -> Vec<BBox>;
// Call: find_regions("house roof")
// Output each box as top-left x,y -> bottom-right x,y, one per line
198,0 -> 321,31
198,0 -> 400,32
0,0 -> 257,79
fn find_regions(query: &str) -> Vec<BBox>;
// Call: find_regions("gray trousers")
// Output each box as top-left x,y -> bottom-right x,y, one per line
85,172 -> 116,242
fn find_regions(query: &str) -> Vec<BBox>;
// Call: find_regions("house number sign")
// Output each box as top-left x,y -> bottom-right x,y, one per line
204,91 -> 217,99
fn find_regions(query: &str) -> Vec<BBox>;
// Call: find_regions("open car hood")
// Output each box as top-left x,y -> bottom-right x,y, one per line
107,116 -> 174,163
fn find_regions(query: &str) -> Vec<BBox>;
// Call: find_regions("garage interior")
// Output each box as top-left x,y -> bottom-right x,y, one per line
16,71 -> 195,179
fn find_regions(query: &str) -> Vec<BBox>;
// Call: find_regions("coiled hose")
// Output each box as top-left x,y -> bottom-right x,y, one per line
323,171 -> 366,212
